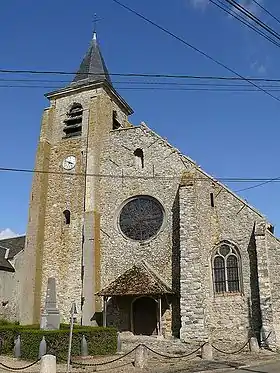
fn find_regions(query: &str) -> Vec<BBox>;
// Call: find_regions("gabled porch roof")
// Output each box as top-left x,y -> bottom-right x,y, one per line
97,261 -> 173,296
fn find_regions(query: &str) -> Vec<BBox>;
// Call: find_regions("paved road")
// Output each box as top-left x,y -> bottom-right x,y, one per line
222,361 -> 280,372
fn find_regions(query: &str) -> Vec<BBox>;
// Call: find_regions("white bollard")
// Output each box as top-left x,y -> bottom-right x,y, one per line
40,354 -> 56,373
249,337 -> 259,353
134,345 -> 148,369
201,343 -> 213,360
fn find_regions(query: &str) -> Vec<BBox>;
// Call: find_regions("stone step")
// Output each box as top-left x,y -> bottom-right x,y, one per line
119,332 -> 198,355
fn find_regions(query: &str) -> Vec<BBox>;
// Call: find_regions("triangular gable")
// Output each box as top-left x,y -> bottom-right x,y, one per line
97,261 -> 173,296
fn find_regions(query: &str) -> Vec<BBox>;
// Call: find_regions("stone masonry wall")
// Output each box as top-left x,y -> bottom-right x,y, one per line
179,180 -> 207,342
0,253 -> 23,321
265,231 -> 280,347
20,108 -> 53,324
21,84 -> 132,325
179,170 -> 267,344
96,125 -> 194,335
20,80 -> 280,344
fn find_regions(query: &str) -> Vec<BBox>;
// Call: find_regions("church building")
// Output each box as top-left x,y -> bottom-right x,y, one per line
1,31 -> 280,347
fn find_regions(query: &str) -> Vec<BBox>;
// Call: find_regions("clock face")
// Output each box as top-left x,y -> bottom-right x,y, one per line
62,156 -> 76,170
119,196 -> 164,241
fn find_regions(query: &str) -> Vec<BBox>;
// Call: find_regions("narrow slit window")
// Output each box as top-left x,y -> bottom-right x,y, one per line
134,148 -> 144,169
113,110 -> 121,130
63,210 -> 71,225
210,192 -> 215,207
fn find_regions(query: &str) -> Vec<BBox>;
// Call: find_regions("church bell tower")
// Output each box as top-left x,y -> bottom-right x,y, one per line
20,32 -> 133,325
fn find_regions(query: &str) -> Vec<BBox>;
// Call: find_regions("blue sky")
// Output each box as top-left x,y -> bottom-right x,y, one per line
1,0 -> 280,237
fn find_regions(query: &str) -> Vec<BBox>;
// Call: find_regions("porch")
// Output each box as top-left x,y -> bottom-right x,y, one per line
97,261 -> 174,336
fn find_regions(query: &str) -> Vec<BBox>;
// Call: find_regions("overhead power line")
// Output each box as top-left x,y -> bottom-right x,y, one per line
1,165 -> 280,193
3,70 -> 280,83
0,165 -> 280,183
4,77 -> 280,87
4,84 -> 280,93
3,77 -> 280,86
209,0 -> 280,48
110,0 -> 280,103
235,176 -> 280,192
223,0 -> 280,41
0,5 -> 278,98
251,0 -> 280,26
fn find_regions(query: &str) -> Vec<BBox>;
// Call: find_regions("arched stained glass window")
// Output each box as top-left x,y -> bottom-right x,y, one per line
213,243 -> 241,294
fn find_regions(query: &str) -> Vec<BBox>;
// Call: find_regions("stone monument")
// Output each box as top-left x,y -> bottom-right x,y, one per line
40,277 -> 60,330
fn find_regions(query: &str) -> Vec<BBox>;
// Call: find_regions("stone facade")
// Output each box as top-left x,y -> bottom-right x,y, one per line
0,34 -> 276,350
0,252 -> 23,321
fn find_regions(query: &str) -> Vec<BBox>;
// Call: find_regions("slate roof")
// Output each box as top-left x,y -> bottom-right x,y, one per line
0,255 -> 15,272
97,261 -> 173,296
0,235 -> 25,259
71,32 -> 112,87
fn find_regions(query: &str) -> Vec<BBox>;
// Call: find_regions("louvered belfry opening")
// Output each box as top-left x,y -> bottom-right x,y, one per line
63,103 -> 83,138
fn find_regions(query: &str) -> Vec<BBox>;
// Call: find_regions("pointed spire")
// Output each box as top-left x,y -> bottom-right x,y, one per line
71,32 -> 112,87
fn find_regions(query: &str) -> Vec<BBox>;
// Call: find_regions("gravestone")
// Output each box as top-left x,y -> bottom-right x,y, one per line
40,278 -> 60,330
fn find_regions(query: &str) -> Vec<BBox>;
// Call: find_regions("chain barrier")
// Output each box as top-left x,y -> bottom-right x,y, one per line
260,331 -> 272,343
0,333 -> 271,371
69,344 -> 140,367
0,359 -> 41,370
144,343 -> 206,359
212,338 -> 250,355
69,342 -> 205,366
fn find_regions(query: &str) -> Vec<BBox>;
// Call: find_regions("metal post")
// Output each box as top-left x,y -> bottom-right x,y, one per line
103,296 -> 107,327
67,303 -> 76,373
158,297 -> 162,336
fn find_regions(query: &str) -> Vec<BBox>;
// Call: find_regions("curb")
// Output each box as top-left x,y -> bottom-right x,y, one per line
239,356 -> 280,369
197,369 -> 235,373
196,356 -> 280,373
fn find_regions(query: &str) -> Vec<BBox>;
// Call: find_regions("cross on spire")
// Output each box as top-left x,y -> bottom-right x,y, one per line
93,13 -> 102,36
71,15 -> 111,87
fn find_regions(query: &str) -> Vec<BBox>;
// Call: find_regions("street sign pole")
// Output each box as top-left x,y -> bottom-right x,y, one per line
67,302 -> 76,373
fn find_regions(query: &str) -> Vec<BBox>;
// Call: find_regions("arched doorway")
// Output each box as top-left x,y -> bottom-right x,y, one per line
132,297 -> 157,335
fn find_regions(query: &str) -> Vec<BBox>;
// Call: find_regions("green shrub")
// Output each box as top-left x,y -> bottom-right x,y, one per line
0,324 -> 117,360
0,324 -> 39,354
0,326 -> 116,361
0,319 -> 18,326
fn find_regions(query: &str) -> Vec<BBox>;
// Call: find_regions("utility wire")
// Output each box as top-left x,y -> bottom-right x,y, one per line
2,70 -> 280,82
209,0 -> 280,48
3,76 -> 280,91
235,176 -> 280,192
4,77 -> 280,87
1,165 -> 280,183
5,84 -> 280,92
110,0 -> 280,103
0,7 -> 278,97
223,0 -> 280,41
251,0 -> 280,26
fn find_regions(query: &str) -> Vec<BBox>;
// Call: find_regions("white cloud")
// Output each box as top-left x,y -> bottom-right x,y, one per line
0,228 -> 19,240
257,64 -> 266,74
237,0 -> 264,17
250,60 -> 267,75
188,0 -> 265,15
189,0 -> 209,10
